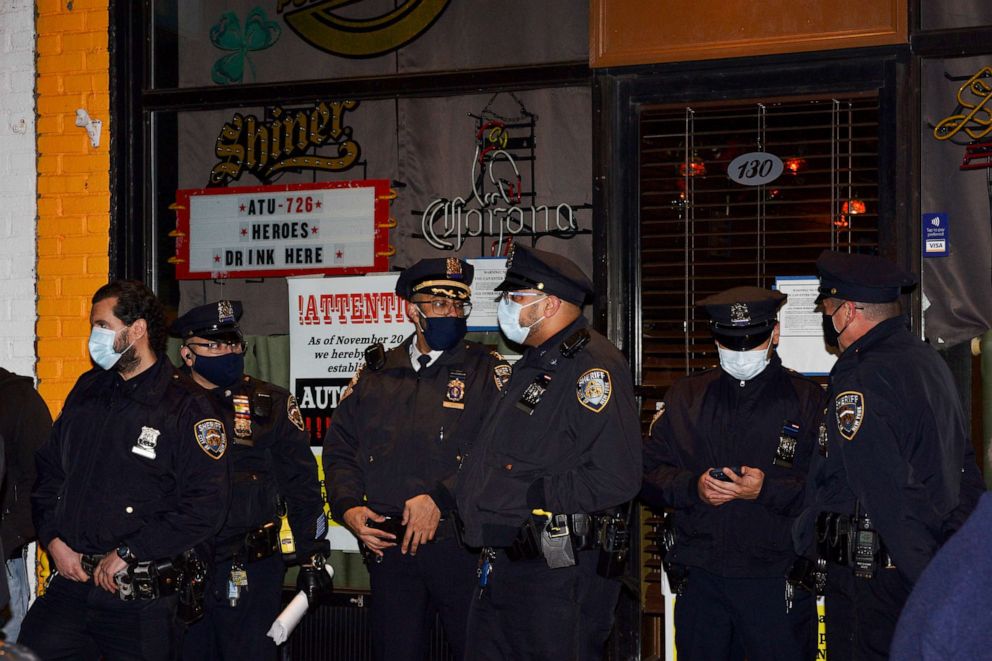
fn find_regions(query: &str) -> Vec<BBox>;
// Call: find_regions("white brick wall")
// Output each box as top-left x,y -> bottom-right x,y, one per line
0,0 -> 37,377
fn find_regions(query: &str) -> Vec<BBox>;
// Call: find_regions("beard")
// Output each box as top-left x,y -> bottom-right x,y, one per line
113,328 -> 140,374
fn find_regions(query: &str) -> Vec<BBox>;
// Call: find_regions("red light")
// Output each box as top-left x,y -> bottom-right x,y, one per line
841,199 -> 866,215
679,155 -> 706,177
785,157 -> 806,174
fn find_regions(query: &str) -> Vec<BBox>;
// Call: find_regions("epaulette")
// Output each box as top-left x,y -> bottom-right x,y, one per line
560,328 -> 590,358
364,342 -> 386,371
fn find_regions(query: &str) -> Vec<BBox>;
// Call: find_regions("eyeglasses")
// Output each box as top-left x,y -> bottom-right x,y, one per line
185,340 -> 247,356
497,291 -> 547,304
413,299 -> 473,317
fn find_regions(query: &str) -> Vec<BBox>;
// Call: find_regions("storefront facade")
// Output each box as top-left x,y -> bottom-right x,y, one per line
21,1 -> 992,658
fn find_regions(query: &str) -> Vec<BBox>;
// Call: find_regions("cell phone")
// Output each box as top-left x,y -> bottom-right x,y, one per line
709,466 -> 741,482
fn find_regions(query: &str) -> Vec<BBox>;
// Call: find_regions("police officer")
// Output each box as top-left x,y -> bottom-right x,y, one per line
21,280 -> 230,659
324,258 -> 508,661
456,244 -> 642,661
641,287 -> 822,660
173,300 -> 329,661
794,250 -> 981,659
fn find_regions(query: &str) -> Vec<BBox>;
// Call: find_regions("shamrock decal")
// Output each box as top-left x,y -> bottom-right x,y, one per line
210,7 -> 281,85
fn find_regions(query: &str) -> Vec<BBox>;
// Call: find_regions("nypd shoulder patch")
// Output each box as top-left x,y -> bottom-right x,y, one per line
576,368 -> 612,413
287,395 -> 306,432
835,391 -> 865,441
490,351 -> 512,391
194,418 -> 228,459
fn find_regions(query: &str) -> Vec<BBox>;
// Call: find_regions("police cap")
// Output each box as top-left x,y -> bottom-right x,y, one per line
171,300 -> 243,343
494,244 -> 593,306
699,286 -> 785,351
396,257 -> 474,300
815,250 -> 917,304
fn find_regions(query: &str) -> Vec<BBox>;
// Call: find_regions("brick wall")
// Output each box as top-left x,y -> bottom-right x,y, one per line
36,0 -> 111,411
0,1 -> 41,379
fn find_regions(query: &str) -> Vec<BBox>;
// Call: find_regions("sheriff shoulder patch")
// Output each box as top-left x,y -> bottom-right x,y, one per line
576,368 -> 612,413
195,418 -> 228,459
287,395 -> 306,432
835,391 -> 865,441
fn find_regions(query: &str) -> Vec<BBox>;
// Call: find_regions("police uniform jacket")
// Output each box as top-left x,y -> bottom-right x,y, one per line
455,317 -> 642,549
641,354 -> 823,578
0,368 -> 52,557
33,357 -> 230,561
206,375 -> 325,560
795,317 -> 975,583
324,337 -> 506,522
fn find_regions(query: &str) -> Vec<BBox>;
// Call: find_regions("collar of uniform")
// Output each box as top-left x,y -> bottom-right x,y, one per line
113,355 -> 171,405
840,315 -> 909,360
212,374 -> 253,399
409,342 -> 443,371
522,315 -> 588,368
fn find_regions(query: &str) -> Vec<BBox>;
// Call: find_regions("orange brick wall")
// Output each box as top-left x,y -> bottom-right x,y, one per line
36,0 -> 112,412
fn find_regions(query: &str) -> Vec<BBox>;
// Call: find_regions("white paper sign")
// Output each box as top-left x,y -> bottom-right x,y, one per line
466,257 -> 508,330
775,276 -> 837,376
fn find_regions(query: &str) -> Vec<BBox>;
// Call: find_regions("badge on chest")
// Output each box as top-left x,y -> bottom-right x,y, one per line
233,394 -> 253,444
517,374 -> 552,415
132,426 -> 160,460
444,369 -> 467,410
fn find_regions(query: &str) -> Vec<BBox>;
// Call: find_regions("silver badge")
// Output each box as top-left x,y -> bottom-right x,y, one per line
218,300 -> 235,324
730,302 -> 751,325
132,426 -> 160,459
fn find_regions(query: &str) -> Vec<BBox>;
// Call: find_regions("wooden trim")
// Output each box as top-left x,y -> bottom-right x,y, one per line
591,0 -> 908,68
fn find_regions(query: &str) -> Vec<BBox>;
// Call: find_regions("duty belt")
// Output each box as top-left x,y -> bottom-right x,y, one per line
815,511 -> 896,578
506,512 -> 628,560
80,554 -> 182,601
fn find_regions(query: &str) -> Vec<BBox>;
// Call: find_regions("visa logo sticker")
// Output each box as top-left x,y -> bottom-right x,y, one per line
922,213 -> 949,257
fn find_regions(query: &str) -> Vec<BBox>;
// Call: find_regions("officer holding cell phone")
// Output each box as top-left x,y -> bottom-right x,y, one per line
641,286 -> 825,661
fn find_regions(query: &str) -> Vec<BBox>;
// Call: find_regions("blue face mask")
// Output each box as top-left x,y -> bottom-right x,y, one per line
191,353 -> 245,388
88,326 -> 132,370
496,296 -> 546,345
419,316 -> 467,351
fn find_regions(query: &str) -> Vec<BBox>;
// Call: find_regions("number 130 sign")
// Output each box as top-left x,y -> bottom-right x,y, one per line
727,152 -> 784,187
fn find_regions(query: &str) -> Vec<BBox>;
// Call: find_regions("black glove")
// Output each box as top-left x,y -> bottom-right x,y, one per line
296,552 -> 333,607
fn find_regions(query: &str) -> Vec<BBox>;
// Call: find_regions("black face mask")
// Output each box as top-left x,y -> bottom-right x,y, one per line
821,304 -> 849,347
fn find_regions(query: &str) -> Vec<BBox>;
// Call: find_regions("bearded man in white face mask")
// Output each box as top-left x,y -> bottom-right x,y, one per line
641,286 -> 824,661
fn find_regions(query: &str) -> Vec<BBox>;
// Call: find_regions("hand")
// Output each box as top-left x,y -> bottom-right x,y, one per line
342,506 -> 396,557
297,555 -> 333,607
401,494 -> 441,556
698,466 -> 765,506
698,470 -> 736,506
47,537 -> 89,582
728,466 -> 764,500
93,553 -> 128,593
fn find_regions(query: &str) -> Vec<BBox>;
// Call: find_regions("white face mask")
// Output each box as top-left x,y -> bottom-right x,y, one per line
496,296 -> 546,344
717,344 -> 771,381
88,326 -> 133,370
